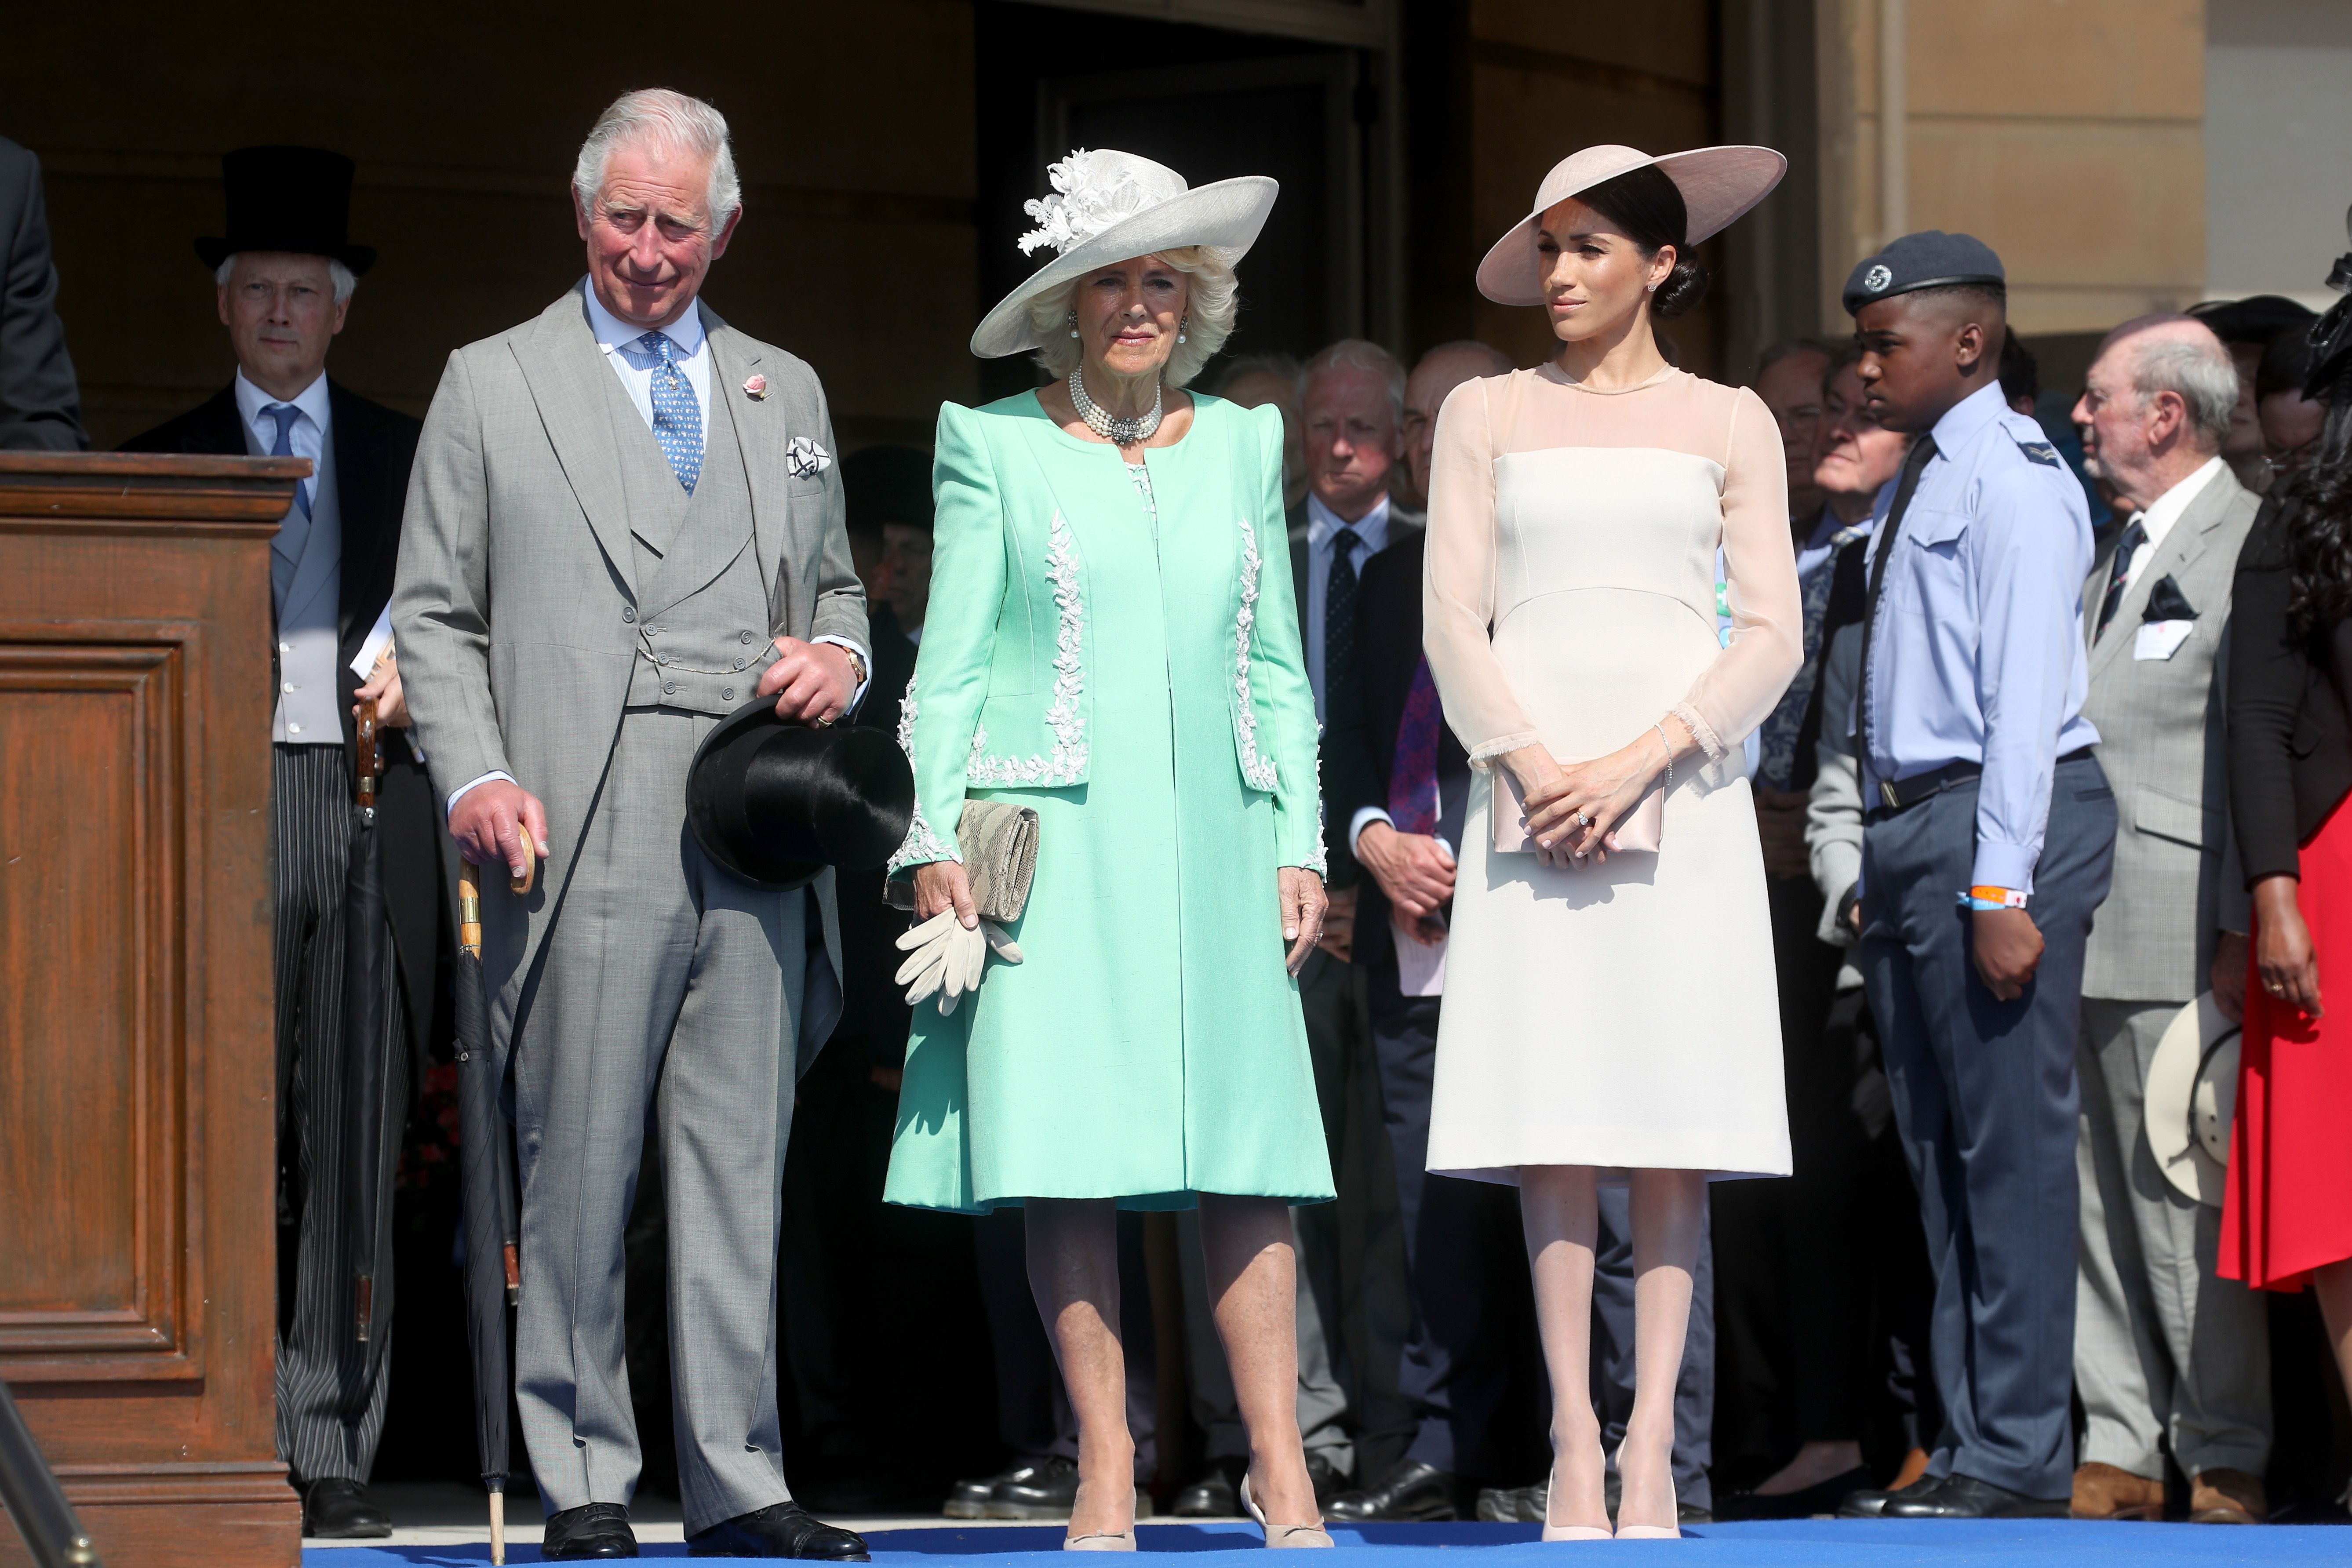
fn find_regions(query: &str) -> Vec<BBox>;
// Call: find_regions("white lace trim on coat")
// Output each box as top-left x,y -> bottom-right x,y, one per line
1232,515 -> 1279,792
887,673 -> 962,874
965,511 -> 1088,788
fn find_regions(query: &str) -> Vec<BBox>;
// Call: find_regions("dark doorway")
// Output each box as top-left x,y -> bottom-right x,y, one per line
974,1 -> 1377,403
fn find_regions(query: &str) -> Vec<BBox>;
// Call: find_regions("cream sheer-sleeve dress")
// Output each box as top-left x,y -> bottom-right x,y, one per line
1421,363 -> 1803,1183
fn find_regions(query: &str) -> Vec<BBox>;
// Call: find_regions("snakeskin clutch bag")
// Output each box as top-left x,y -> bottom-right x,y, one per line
887,799 -> 1040,922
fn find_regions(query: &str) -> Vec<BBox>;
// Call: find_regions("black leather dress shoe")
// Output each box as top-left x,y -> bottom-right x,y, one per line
945,1457 -> 1047,1519
1475,1481 -> 1544,1523
1718,1466 -> 1876,1521
688,1502 -> 870,1559
543,1503 -> 639,1560
1305,1453 -> 1348,1508
988,1455 -> 1081,1519
1837,1473 -> 1940,1518
1324,1459 -> 1458,1522
301,1477 -> 392,1539
1172,1457 -> 1243,1517
1882,1472 -> 2069,1520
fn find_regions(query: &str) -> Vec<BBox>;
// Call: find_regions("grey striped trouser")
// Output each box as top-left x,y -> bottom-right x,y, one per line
272,743 -> 409,1484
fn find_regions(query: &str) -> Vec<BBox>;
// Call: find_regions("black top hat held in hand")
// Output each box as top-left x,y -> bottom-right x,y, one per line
196,145 -> 377,275
687,699 -> 916,891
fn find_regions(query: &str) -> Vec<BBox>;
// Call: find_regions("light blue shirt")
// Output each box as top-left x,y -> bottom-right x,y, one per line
1860,380 -> 2099,893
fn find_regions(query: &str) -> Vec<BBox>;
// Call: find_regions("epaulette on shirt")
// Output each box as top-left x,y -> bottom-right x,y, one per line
2013,437 -> 2063,469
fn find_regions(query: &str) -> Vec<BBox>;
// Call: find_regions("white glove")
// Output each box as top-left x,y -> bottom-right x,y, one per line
895,910 -> 1023,1015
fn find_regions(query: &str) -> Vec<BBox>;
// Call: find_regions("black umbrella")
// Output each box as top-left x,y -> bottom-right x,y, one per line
343,696 -> 392,1349
457,842 -> 531,1564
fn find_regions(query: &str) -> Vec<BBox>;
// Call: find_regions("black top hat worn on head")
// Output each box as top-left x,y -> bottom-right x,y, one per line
687,699 -> 916,891
1842,230 -> 2006,317
196,145 -> 377,275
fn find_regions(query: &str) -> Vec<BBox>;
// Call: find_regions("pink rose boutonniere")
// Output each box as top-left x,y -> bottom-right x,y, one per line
743,374 -> 768,401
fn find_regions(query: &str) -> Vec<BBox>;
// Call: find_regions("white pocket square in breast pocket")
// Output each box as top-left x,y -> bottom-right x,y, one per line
784,436 -> 833,480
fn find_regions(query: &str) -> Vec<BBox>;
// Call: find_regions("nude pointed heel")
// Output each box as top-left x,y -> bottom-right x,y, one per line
1064,1478 -> 1138,1550
1540,1465 -> 1611,1542
1240,1475 -> 1335,1548
1612,1437 -> 1681,1539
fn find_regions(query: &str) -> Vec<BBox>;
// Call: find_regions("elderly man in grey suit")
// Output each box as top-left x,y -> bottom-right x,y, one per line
2065,316 -> 2271,1526
393,89 -> 872,1563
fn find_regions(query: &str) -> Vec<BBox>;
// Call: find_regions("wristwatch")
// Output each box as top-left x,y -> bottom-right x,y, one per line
842,648 -> 867,689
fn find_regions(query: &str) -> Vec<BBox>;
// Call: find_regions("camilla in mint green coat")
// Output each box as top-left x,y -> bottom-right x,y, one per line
882,386 -> 1335,1214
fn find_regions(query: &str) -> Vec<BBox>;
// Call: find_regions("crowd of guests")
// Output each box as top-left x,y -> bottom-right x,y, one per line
3,100 -> 2348,1550
806,299 -> 2352,1528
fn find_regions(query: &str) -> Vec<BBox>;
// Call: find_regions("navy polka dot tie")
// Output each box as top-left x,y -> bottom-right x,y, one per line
637,331 -> 703,493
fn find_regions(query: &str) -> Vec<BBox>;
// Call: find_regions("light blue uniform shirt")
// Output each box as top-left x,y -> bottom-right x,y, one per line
1859,380 -> 2100,894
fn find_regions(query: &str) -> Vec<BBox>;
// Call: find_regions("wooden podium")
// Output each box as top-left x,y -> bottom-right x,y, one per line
0,453 -> 303,1567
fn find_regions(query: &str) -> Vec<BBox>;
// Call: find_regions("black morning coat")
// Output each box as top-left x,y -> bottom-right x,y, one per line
1322,529 -> 1473,974
121,380 -> 449,1082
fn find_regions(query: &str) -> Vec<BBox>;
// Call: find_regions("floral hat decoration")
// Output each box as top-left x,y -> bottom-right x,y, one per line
969,149 -> 1278,360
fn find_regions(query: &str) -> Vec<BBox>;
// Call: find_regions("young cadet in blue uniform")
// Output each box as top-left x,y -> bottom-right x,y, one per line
1834,233 -> 2118,1520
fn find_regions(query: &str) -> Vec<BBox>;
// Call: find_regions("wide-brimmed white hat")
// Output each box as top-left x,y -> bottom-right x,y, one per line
1477,143 -> 1787,306
971,149 -> 1278,360
2143,993 -> 2243,1206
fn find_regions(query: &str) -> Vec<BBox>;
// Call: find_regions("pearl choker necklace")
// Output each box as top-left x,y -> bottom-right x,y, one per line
1069,367 -> 1162,447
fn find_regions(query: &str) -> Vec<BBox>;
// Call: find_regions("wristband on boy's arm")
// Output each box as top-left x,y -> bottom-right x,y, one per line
1958,884 -> 2029,912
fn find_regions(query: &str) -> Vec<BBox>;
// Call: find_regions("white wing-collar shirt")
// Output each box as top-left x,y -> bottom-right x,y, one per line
2116,454 -> 2226,595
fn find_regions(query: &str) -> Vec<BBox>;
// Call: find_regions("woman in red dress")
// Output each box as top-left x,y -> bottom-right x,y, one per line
2222,276 -> 2352,1433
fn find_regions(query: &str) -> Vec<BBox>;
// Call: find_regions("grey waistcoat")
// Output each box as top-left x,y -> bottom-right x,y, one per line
604,365 -> 775,716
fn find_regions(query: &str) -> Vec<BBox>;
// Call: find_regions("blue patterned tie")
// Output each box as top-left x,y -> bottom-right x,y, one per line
636,331 -> 703,493
263,403 -> 313,519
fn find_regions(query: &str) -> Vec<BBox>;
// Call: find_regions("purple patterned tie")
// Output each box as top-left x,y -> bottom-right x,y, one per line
1387,655 -> 1443,835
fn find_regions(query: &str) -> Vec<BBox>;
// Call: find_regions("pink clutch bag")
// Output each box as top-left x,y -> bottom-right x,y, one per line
1492,762 -> 1664,858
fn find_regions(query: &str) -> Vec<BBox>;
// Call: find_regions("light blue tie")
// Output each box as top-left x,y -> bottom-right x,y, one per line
263,403 -> 313,519
636,332 -> 703,493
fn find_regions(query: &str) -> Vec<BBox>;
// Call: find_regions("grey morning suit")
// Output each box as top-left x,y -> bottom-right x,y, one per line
393,284 -> 866,1532
2072,467 -> 2270,1482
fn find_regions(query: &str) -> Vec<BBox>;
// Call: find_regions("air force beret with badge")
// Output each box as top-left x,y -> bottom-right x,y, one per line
1842,230 -> 2006,317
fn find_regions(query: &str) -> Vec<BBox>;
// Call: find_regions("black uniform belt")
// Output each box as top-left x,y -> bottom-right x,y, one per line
1871,747 -> 2095,817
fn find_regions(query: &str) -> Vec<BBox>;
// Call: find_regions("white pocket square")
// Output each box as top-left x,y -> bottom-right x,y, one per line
784,436 -> 832,480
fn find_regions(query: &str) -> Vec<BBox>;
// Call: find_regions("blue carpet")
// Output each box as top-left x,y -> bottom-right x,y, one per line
306,1518 -> 2352,1566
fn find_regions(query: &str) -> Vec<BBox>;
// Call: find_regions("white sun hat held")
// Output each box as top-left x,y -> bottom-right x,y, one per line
1477,143 -> 1788,306
970,149 -> 1279,360
2143,993 -> 2243,1207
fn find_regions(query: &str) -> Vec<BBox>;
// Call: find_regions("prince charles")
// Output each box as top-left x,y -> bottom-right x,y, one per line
393,90 -> 871,1561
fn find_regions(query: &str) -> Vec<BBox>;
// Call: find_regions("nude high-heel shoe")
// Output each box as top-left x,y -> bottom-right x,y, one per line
1240,1475 -> 1334,1548
1541,1462 -> 1611,1542
1612,1437 -> 1680,1540
1063,1480 -> 1137,1550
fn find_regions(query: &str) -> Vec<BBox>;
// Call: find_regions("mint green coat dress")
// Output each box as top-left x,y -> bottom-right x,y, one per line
883,391 -> 1334,1213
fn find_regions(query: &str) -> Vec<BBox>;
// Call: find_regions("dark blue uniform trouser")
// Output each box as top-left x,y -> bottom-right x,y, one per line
1857,755 -> 2116,1500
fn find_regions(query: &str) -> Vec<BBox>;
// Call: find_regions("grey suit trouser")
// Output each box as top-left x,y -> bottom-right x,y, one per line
510,708 -> 806,1534
2074,998 -> 2271,1478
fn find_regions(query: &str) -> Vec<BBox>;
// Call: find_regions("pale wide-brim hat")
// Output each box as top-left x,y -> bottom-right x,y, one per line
1477,144 -> 1788,306
2143,992 -> 2243,1206
971,148 -> 1278,360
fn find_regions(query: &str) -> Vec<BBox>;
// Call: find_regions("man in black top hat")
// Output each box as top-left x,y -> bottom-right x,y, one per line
120,145 -> 444,1541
